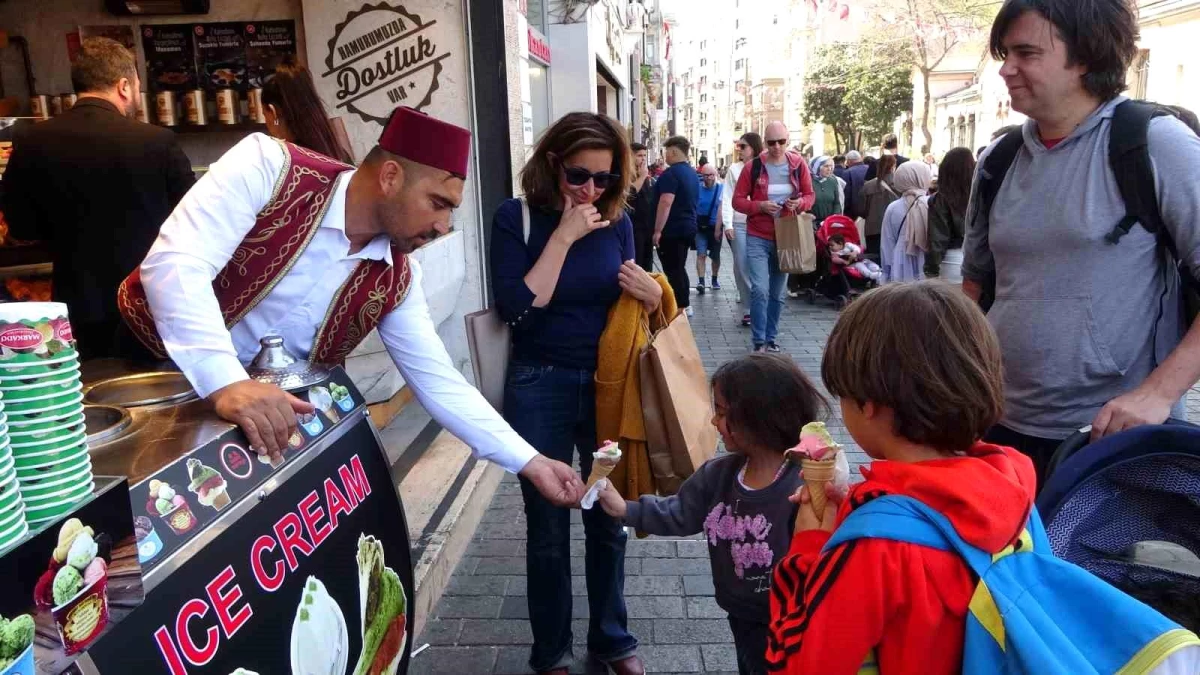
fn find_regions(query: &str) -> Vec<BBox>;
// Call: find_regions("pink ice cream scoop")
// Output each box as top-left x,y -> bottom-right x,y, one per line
83,557 -> 107,586
172,495 -> 186,508
786,422 -> 841,461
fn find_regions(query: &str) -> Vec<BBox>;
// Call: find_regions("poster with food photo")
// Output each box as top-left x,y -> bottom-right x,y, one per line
141,24 -> 197,92
0,478 -> 143,674
195,22 -> 248,92
244,21 -> 297,88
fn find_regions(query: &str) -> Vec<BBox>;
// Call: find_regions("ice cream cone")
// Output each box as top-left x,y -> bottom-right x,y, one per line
800,457 -> 837,521
585,459 -> 618,489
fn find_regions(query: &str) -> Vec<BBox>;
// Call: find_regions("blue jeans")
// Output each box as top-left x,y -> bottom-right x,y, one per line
745,234 -> 788,345
733,221 -> 750,305
504,362 -> 636,671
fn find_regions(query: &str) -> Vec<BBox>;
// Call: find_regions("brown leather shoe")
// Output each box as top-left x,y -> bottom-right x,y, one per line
607,655 -> 646,675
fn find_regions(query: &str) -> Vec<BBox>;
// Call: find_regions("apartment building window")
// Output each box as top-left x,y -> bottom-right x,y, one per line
735,38 -> 747,49
700,40 -> 707,49
701,93 -> 707,103
700,76 -> 707,86
700,59 -> 707,67
700,129 -> 707,138
735,58 -> 745,69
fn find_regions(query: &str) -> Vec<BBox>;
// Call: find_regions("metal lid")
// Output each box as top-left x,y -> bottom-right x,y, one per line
246,335 -> 330,392
84,404 -> 133,445
84,372 -> 197,408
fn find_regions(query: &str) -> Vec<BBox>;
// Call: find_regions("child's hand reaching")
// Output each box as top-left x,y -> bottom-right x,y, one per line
596,481 -> 627,518
790,483 -> 840,533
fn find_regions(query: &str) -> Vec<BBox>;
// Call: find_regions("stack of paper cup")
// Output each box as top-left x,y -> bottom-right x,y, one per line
0,303 -> 91,529
0,408 -> 29,551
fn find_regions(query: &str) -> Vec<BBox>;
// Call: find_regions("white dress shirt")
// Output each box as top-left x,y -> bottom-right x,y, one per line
721,162 -> 745,230
140,133 -> 537,474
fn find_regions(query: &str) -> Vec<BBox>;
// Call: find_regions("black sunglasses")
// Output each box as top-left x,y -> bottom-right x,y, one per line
766,139 -> 788,147
736,142 -> 749,149
563,166 -> 619,189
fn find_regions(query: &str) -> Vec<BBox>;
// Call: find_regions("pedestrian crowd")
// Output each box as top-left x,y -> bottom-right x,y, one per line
489,0 -> 1200,673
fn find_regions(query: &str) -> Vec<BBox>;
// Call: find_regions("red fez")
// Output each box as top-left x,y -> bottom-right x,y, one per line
378,107 -> 472,179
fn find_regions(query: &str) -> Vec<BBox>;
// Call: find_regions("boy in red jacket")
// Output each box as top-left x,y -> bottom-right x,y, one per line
766,281 -> 1038,674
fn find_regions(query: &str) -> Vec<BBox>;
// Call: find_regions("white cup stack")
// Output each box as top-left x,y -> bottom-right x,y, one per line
0,302 -> 91,530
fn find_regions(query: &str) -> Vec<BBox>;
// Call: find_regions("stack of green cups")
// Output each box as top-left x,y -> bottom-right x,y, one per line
0,302 -> 91,530
0,403 -> 27,551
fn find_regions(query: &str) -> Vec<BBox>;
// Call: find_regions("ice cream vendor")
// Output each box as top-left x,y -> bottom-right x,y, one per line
116,106 -> 586,508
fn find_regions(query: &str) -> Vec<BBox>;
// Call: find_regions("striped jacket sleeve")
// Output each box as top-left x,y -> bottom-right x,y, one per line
766,500 -> 896,673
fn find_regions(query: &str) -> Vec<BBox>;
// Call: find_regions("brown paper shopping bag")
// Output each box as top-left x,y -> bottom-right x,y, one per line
640,311 -> 717,495
774,212 -> 817,274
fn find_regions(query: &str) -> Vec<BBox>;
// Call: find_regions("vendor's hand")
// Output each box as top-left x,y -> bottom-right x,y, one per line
1090,386 -> 1173,442
211,380 -> 315,456
520,454 -> 586,507
789,483 -> 839,534
785,198 -> 801,212
597,481 -> 627,518
653,230 -> 663,248
618,260 -> 662,312
760,201 -> 782,217
723,228 -> 735,242
554,194 -> 609,246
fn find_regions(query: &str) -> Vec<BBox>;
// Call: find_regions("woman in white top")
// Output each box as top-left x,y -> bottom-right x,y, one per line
721,132 -> 762,327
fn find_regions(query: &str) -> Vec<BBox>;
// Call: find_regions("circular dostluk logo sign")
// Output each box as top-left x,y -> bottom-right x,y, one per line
324,2 -> 447,126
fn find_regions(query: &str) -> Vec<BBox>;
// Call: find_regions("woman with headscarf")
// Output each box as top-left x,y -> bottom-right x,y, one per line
808,155 -> 846,227
879,161 -> 932,282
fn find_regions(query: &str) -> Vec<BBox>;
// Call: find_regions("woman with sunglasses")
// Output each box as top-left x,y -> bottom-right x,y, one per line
722,133 -> 763,327
489,112 -> 660,675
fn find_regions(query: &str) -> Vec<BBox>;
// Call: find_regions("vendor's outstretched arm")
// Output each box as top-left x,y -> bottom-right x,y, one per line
140,134 -> 313,454
379,260 -> 584,506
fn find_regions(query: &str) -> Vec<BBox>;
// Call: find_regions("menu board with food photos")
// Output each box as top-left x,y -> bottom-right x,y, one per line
141,21 -> 297,94
126,368 -> 362,575
87,396 -> 414,675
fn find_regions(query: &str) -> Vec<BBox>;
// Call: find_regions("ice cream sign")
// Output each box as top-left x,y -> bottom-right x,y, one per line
150,455 -> 383,674
323,2 -> 449,125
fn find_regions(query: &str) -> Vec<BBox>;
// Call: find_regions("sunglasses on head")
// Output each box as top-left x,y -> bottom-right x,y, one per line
766,139 -> 788,147
563,166 -> 619,189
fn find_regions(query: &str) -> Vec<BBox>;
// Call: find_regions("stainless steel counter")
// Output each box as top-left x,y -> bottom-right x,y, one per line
81,359 -> 232,485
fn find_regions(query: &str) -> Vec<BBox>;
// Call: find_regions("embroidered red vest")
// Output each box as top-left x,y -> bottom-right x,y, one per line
118,139 -> 413,365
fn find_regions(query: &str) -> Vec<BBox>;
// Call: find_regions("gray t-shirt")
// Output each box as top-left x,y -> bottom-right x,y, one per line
765,160 -> 792,203
962,96 -> 1200,438
624,453 -> 800,622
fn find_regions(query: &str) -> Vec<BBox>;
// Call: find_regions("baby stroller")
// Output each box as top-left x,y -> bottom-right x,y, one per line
801,214 -> 877,309
1038,421 -> 1200,633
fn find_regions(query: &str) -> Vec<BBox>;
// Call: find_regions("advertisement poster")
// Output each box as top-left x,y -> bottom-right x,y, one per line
244,20 -> 297,89
142,24 -> 197,92
0,479 -> 144,674
194,23 -> 248,92
87,417 -> 414,675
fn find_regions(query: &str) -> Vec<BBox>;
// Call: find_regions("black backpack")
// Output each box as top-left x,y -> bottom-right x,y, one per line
976,100 -> 1200,323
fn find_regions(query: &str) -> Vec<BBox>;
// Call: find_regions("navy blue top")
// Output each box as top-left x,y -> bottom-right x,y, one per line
655,161 -> 699,239
490,198 -> 635,370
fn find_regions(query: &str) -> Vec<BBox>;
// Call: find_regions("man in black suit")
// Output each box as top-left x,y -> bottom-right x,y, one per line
3,37 -> 195,359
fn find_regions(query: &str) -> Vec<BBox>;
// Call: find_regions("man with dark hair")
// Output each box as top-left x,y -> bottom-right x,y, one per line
962,0 -> 1200,487
626,142 -> 656,271
653,136 -> 699,316
2,37 -> 195,359
120,106 -> 587,509
832,155 -> 848,181
865,134 -> 909,180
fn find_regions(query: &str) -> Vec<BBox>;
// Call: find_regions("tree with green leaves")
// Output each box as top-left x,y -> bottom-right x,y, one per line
865,0 -> 997,153
803,42 -> 913,153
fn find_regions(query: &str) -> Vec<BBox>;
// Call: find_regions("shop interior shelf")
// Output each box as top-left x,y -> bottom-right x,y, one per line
162,122 -> 268,134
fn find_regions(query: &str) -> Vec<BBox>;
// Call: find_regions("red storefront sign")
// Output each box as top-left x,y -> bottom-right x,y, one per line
528,27 -> 551,65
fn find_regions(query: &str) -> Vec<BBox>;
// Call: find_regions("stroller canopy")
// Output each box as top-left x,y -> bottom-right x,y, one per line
1038,423 -> 1200,599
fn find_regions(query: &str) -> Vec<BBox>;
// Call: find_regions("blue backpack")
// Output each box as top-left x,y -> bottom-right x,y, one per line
824,495 -> 1200,674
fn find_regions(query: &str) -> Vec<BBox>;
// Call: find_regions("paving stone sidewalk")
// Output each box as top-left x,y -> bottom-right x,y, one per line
412,259 -> 1200,675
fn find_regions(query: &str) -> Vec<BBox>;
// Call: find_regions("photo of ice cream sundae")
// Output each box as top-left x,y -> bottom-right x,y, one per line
145,479 -> 196,534
308,386 -> 339,423
290,576 -> 349,675
186,459 -> 230,511
0,613 -> 34,674
352,535 -> 406,675
32,518 -> 112,654
330,383 -> 354,412
133,516 -> 162,564
298,411 -> 323,437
